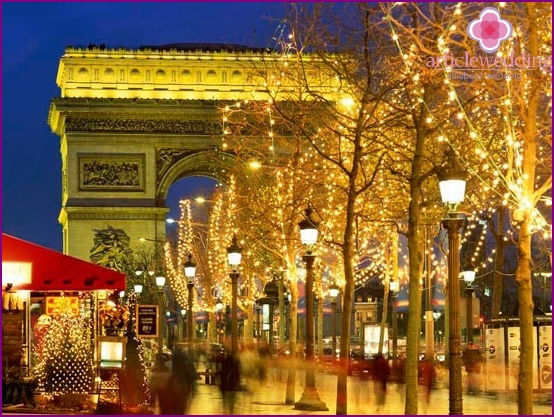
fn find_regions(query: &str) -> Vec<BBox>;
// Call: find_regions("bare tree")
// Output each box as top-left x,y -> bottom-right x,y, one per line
271,4 -> 406,413
386,2 -> 551,413
194,3 -> 550,415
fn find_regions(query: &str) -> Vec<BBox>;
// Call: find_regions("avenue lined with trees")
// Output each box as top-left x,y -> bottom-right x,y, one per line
146,3 -> 551,415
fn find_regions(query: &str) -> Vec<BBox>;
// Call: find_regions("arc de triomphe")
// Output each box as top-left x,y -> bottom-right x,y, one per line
48,43 -> 338,261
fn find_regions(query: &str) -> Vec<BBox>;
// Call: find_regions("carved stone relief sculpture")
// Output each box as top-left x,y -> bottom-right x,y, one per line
79,153 -> 144,191
66,118 -> 221,135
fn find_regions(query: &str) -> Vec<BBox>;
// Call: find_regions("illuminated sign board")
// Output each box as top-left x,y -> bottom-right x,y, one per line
98,336 -> 127,370
2,262 -> 32,286
46,296 -> 79,315
136,305 -> 158,337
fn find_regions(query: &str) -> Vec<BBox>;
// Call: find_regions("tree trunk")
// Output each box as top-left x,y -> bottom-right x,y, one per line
405,219 -> 423,415
379,284 -> 389,355
516,219 -> 534,414
209,312 -> 217,342
286,285 -> 298,405
278,279 -> 286,345
516,4 -> 540,413
243,311 -> 254,344
490,207 -> 507,318
336,243 -> 354,415
403,98 -> 428,415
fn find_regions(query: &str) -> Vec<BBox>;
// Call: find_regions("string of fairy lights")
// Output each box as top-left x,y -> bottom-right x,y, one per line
29,7 -> 550,409
219,29 -> 336,297
33,313 -> 95,398
219,15 -> 438,294
382,2 -> 551,278
173,4 -> 549,308
164,177 -> 256,317
167,3 -> 552,317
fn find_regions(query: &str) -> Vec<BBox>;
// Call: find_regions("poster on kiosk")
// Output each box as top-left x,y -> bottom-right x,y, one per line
538,325 -> 552,390
485,327 -> 506,391
507,326 -> 538,390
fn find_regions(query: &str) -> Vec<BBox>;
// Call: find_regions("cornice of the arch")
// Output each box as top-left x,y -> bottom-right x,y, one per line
156,149 -> 237,204
51,97 -> 229,111
48,98 -> 227,135
52,46 -> 341,111
60,206 -> 169,221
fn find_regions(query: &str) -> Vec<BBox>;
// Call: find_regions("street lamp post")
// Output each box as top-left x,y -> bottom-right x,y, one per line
130,284 -> 143,334
462,262 -> 476,344
216,298 -> 224,344
294,205 -> 328,411
433,311 -> 443,348
184,253 -> 196,352
180,309 -> 187,342
215,298 -> 225,344
155,274 -> 167,371
424,225 -> 435,363
438,149 -> 467,415
227,235 -> 242,356
329,283 -> 340,358
389,280 -> 400,378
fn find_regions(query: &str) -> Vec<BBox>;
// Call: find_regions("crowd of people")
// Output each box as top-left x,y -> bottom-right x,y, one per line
150,342 -> 272,415
148,342 -> 483,415
152,348 -> 197,414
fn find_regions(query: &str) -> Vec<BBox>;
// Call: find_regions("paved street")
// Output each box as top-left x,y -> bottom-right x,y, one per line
162,370 -> 552,415
3,369 -> 550,415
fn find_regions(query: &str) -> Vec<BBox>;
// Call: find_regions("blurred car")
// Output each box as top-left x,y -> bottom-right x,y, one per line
321,347 -> 338,372
359,356 -> 376,380
277,346 -> 305,360
347,348 -> 374,376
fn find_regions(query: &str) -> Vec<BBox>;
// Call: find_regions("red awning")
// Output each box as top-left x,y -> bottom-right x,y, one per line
2,233 -> 126,291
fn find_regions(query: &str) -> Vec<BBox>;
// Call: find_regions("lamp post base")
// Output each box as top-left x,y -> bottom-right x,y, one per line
294,388 -> 328,411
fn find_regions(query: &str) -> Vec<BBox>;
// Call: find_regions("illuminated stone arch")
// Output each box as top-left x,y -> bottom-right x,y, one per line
48,43 -> 339,260
156,149 -> 237,206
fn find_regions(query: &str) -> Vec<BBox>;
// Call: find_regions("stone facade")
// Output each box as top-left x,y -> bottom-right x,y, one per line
54,45 -> 338,101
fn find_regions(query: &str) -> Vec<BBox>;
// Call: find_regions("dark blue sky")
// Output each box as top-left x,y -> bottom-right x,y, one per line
2,1 -> 286,251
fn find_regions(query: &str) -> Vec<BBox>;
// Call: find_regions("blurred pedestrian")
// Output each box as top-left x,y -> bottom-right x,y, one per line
392,353 -> 406,383
219,352 -> 241,414
372,353 -> 391,411
419,359 -> 436,404
256,342 -> 270,383
157,348 -> 197,414
239,344 -> 267,393
462,345 -> 483,395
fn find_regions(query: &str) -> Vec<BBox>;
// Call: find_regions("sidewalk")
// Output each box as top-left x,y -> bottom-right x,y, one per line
4,370 -> 551,415
171,371 -> 553,415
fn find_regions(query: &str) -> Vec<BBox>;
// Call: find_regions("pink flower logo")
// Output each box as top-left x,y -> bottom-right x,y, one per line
467,7 -> 513,53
